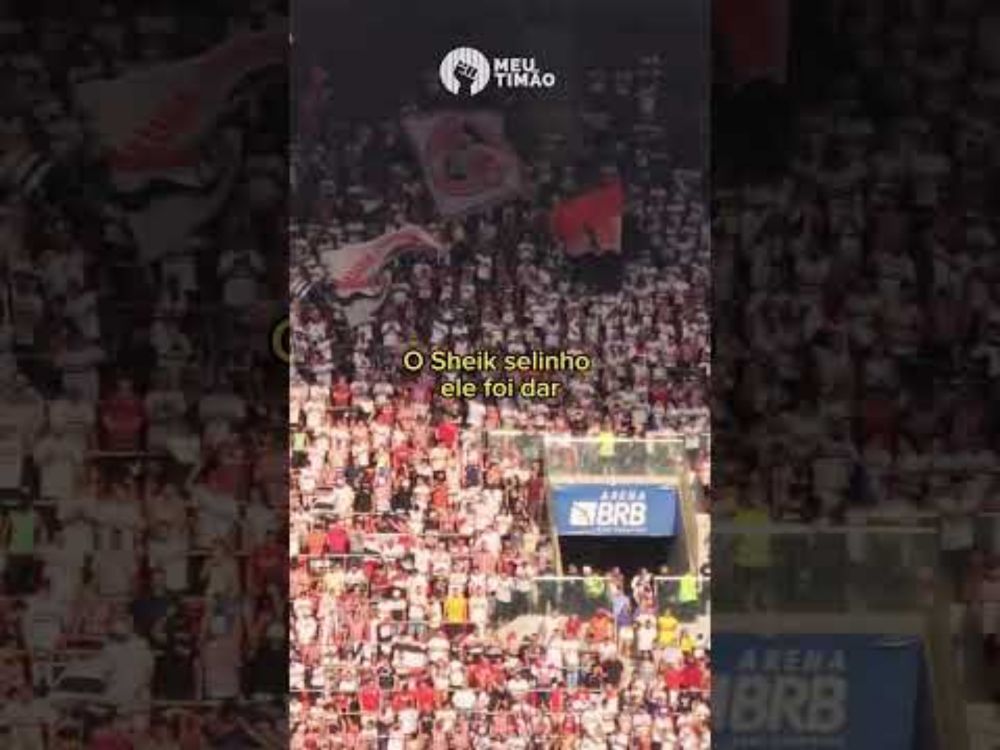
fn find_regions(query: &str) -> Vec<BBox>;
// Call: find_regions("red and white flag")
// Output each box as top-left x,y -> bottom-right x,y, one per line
72,26 -> 284,261
75,26 -> 285,189
550,180 -> 624,258
402,111 -> 525,217
319,225 -> 445,299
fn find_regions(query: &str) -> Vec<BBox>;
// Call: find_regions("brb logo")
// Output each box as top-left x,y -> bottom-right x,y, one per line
715,648 -> 848,736
439,46 -> 557,97
569,489 -> 648,530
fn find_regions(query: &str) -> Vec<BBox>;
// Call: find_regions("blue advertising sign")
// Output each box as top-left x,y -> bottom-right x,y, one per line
713,633 -> 927,750
551,484 -> 678,537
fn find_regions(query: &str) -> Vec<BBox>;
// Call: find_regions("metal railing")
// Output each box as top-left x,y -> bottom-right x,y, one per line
712,523 -> 939,614
485,430 -> 708,481
497,575 -> 711,625
654,575 -> 710,622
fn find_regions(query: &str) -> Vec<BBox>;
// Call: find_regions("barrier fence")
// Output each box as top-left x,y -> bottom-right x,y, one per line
291,569 -> 710,626
485,430 -> 709,481
712,523 -> 940,613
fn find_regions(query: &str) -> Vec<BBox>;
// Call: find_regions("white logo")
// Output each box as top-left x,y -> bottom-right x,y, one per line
439,47 -> 491,96
569,500 -> 646,528
439,46 -> 557,96
569,502 -> 598,526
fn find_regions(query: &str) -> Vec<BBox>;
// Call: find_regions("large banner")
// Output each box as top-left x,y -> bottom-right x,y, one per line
402,111 -> 525,217
551,484 -> 678,537
713,633 -> 927,749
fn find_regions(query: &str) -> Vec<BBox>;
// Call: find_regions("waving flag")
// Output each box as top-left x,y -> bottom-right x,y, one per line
123,129 -> 244,264
75,26 -> 284,189
292,226 -> 445,333
319,225 -> 445,299
339,287 -> 393,327
403,111 -> 525,217
73,26 -> 284,260
550,180 -> 624,257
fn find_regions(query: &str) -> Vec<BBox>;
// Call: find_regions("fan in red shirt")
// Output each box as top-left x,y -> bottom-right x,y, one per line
88,721 -> 134,750
326,523 -> 350,555
391,443 -> 412,471
206,439 -> 248,498
678,655 -> 706,691
468,656 -> 496,689
99,377 -> 146,450
330,376 -> 352,409
376,404 -> 395,425
249,529 -> 284,592
435,418 -> 458,449
358,681 -> 381,713
390,684 -> 416,711
430,480 -> 450,511
415,680 -> 437,712
549,685 -> 565,714
664,663 -> 685,692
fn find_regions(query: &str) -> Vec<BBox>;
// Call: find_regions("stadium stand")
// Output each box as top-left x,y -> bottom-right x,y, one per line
1,2 -> 288,746
289,29 -> 712,749
713,0 -> 999,746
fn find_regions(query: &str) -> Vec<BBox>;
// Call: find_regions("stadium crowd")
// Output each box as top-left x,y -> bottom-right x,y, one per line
714,0 -> 999,524
712,0 -> 1000,707
289,38 -> 711,750
1,1 -> 287,747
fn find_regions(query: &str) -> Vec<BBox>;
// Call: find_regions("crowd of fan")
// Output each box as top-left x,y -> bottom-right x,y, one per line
712,0 -> 1000,705
1,2 -> 287,747
289,41 -> 710,749
714,0 -> 999,524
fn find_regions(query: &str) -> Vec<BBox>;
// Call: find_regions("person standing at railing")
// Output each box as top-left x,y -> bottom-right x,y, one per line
582,568 -> 606,618
597,424 -> 616,475
731,494 -> 772,612
610,584 -> 633,657
631,567 -> 653,605
677,571 -> 700,621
